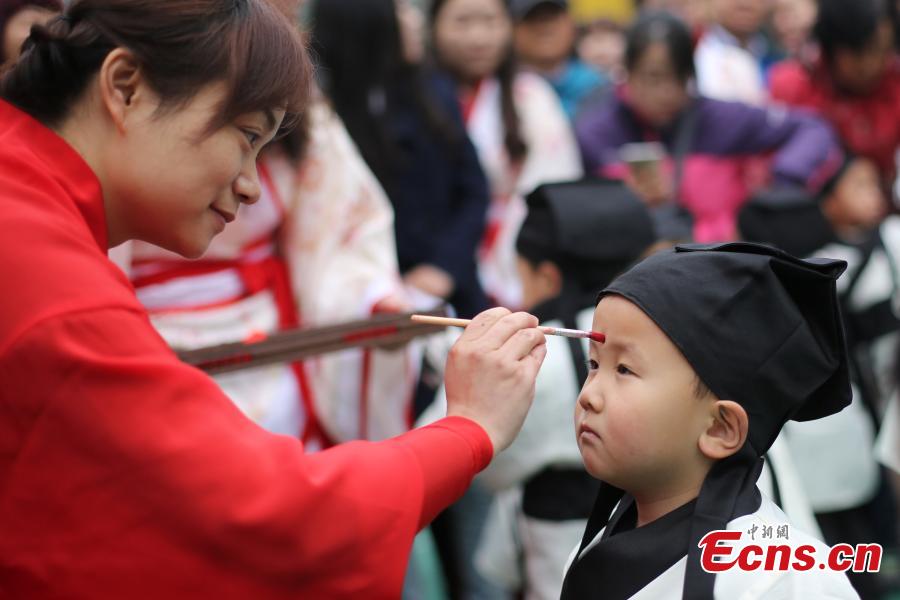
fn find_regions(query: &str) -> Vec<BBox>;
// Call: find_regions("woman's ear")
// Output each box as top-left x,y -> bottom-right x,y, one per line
698,400 -> 748,460
97,48 -> 148,133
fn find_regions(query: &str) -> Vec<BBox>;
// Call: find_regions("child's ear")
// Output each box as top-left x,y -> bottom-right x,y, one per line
698,400 -> 748,460
536,260 -> 563,297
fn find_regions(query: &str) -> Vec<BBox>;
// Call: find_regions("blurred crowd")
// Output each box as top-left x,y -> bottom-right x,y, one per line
2,0 -> 900,598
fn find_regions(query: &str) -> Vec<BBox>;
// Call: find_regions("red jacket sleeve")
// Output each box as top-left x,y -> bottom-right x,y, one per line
0,307 -> 492,599
768,61 -> 813,108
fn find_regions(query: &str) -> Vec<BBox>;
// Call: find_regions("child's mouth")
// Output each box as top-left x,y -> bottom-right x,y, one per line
579,422 -> 601,442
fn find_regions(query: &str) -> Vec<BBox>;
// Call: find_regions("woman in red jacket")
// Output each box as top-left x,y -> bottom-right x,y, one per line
0,1 -> 547,597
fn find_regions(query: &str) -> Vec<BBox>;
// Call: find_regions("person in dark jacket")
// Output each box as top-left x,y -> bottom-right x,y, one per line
310,0 -> 490,318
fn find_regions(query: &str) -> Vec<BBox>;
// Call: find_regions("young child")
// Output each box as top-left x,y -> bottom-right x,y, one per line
511,0 -> 609,121
561,242 -> 860,598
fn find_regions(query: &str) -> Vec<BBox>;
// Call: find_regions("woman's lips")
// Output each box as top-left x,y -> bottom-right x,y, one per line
210,206 -> 236,224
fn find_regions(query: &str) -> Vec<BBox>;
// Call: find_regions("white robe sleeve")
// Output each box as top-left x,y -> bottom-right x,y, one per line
279,99 -> 419,442
474,488 -> 524,592
280,100 -> 403,324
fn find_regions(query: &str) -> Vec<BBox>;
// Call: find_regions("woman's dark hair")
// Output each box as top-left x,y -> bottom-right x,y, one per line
895,0 -> 900,50
0,0 -> 64,63
311,0 -> 460,192
0,0 -> 311,131
624,11 -> 695,82
428,0 -> 527,164
814,0 -> 895,59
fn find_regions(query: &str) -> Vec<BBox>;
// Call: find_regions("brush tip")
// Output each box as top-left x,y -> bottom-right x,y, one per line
589,332 -> 606,343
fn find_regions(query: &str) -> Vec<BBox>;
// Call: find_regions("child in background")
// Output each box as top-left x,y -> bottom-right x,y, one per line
562,242 -> 859,598
771,0 -> 818,60
576,19 -> 627,83
740,157 -> 897,597
510,0 -> 609,121
474,179 -> 656,600
769,0 -> 900,191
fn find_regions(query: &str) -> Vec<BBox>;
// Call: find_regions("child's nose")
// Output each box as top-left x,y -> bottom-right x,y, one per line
577,389 -> 603,413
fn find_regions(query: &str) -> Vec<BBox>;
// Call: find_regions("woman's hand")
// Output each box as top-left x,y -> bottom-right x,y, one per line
443,308 -> 547,456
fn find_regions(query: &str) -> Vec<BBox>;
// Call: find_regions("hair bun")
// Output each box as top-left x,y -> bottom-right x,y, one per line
16,19 -> 73,95
24,23 -> 52,47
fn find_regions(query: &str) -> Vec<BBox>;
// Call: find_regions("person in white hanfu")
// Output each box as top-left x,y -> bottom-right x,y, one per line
429,0 -> 583,310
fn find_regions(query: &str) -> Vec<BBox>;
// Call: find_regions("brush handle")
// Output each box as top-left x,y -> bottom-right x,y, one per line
410,315 -> 605,343
410,315 -> 472,329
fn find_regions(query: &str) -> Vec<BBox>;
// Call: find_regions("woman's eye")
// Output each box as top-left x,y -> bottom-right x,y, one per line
242,129 -> 261,146
616,364 -> 633,376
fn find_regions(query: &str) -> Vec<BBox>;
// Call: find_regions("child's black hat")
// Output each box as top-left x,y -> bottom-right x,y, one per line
600,241 -> 851,454
517,178 -> 656,292
738,187 -> 838,259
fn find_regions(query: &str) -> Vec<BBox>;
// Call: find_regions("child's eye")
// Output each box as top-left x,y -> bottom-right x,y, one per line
616,364 -> 634,376
586,359 -> 599,371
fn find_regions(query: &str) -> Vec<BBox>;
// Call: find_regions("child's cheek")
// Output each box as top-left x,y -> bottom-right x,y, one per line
573,402 -> 585,427
604,410 -> 645,461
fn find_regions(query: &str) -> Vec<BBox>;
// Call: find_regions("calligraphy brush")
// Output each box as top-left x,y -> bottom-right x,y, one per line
410,315 -> 606,343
